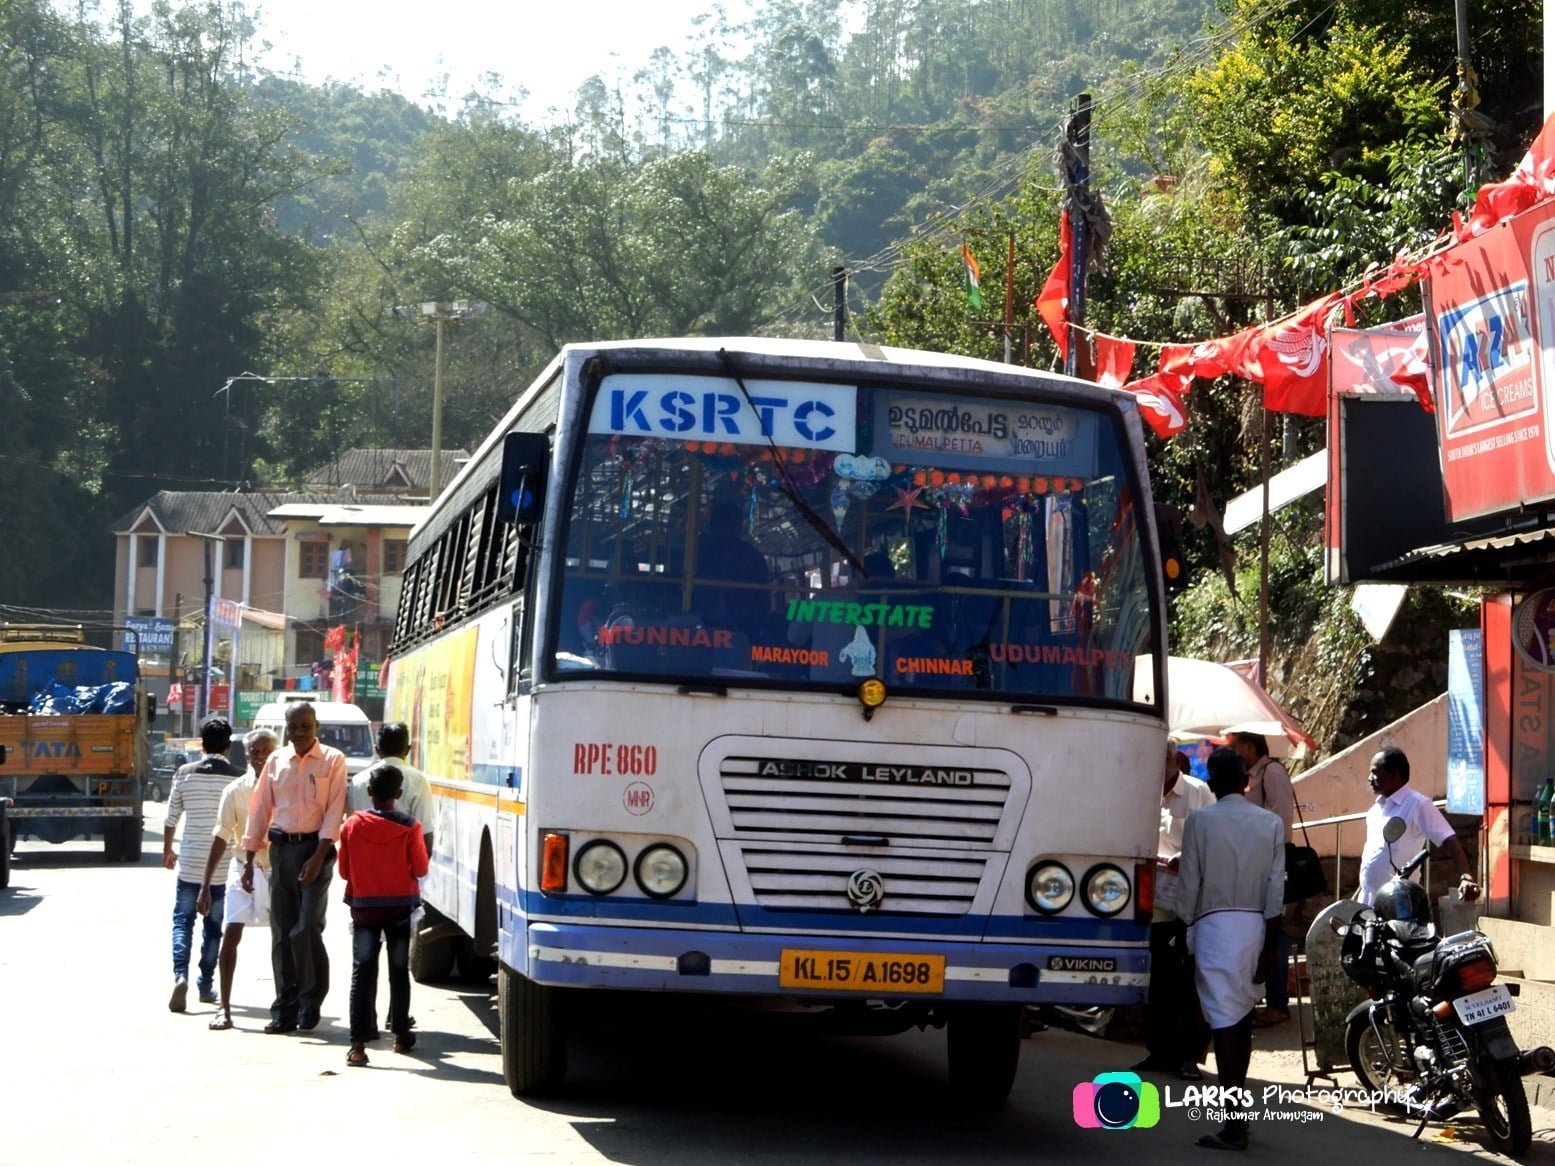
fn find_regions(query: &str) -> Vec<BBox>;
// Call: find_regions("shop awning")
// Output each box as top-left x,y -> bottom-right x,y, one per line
1368,524 -> 1555,585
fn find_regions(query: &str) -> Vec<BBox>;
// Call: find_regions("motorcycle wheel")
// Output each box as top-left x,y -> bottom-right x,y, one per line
1346,1012 -> 1414,1108
1473,1057 -> 1531,1157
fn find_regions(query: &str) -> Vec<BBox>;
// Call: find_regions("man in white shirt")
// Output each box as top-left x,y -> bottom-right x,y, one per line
1357,747 -> 1479,906
1136,744 -> 1214,1081
348,722 -> 433,853
1176,746 -> 1285,1152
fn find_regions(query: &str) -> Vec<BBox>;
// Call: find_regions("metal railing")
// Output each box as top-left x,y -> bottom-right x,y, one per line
1298,798 -> 1449,902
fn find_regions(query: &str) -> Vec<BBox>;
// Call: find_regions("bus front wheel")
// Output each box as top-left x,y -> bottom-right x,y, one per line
946,1005 -> 1021,1114
498,962 -> 567,1097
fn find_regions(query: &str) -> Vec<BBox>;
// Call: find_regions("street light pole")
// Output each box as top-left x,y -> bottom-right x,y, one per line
387,300 -> 485,499
432,316 -> 447,496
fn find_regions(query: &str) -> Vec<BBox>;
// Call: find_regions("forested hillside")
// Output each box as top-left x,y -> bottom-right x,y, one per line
1,0 -> 1543,750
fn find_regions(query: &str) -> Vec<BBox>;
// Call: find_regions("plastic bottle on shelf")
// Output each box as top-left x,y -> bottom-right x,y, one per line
1537,779 -> 1555,847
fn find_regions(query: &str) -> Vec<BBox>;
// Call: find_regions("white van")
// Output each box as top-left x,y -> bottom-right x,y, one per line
249,696 -> 376,775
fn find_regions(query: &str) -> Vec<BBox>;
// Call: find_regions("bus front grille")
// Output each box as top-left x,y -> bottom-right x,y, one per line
717,755 -> 1012,847
739,845 -> 987,917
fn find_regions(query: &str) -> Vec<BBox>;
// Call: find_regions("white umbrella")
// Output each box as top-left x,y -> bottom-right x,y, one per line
1134,655 -> 1313,758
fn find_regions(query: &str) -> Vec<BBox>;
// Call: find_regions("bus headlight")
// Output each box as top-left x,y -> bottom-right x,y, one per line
574,840 -> 628,895
1026,862 -> 1074,914
634,843 -> 688,899
1082,864 -> 1130,917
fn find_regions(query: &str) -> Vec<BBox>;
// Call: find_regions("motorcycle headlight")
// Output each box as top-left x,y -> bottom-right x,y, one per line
573,840 -> 627,895
634,843 -> 688,899
1081,864 -> 1130,917
1026,862 -> 1075,914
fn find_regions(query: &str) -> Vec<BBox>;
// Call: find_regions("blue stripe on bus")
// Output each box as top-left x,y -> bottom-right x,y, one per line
507,885 -> 1145,943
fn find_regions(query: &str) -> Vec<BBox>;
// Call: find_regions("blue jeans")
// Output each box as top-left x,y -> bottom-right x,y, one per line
172,879 -> 225,988
350,915 -> 412,1043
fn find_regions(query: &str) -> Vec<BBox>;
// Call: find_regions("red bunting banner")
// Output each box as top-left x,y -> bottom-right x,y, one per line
1092,333 -> 1137,389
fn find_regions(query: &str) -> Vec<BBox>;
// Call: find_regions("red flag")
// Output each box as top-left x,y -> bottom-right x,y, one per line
1092,333 -> 1136,388
1036,210 -> 1073,359
1122,371 -> 1191,438
1388,326 -> 1434,412
1459,111 -> 1555,239
323,624 -> 346,655
1250,293 -> 1342,416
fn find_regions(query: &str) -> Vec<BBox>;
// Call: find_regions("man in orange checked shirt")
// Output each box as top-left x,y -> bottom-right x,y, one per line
241,701 -> 349,1034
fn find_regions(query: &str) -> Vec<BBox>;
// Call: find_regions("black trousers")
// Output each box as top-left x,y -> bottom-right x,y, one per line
1145,919 -> 1210,1065
267,837 -> 334,1024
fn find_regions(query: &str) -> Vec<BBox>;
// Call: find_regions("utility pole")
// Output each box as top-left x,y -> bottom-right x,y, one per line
832,267 -> 847,341
187,532 -> 223,725
1453,0 -> 1477,189
388,301 -> 486,498
1003,233 -> 1016,364
1064,93 -> 1093,380
170,592 -> 183,735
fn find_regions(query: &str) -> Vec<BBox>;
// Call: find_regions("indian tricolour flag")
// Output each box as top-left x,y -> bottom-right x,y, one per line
961,244 -> 983,311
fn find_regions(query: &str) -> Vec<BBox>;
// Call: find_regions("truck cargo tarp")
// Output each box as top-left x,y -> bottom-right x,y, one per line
0,649 -> 139,708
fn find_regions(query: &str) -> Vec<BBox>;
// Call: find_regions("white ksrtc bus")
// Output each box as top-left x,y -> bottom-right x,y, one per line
386,337 -> 1173,1109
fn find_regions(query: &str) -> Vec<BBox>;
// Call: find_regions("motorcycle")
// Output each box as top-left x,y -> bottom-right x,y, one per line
1334,816 -> 1553,1157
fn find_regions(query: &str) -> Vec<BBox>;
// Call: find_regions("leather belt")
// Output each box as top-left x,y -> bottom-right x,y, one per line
268,828 -> 319,844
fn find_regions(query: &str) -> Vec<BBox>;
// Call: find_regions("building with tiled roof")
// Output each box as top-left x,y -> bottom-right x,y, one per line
109,469 -> 435,727
301,448 -> 469,496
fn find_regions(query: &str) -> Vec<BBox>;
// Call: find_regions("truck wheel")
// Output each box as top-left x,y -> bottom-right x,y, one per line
120,818 -> 143,863
946,1005 -> 1022,1115
498,962 -> 566,1097
102,822 -> 122,863
409,904 -> 457,983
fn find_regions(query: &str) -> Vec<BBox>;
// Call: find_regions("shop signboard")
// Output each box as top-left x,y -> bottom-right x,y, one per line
234,690 -> 269,728
1427,197 -> 1555,521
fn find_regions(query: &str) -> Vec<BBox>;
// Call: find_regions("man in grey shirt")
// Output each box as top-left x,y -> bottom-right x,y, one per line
1227,729 -> 1295,1026
1176,746 -> 1285,1152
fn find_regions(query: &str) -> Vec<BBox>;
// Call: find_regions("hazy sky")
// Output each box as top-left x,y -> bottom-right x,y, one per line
197,0 -> 753,120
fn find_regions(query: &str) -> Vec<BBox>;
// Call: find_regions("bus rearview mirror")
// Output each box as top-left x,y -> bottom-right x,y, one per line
497,431 -> 550,525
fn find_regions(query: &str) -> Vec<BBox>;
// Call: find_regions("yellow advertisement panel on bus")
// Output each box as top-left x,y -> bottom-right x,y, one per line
388,625 -> 477,781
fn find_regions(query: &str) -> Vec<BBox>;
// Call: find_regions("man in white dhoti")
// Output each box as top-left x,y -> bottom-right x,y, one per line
1176,747 -> 1285,1152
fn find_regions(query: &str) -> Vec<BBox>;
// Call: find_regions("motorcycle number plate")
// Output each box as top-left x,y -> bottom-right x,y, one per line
1453,984 -> 1516,1025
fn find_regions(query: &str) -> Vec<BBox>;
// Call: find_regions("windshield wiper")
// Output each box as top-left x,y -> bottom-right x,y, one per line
717,348 -> 865,577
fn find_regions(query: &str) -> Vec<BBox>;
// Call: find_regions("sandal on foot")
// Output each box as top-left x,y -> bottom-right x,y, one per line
208,1013 -> 233,1031
346,1046 -> 369,1067
1250,1009 -> 1290,1028
393,1032 -> 416,1054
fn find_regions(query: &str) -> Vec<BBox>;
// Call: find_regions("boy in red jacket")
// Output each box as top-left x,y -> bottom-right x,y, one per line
338,764 -> 429,1067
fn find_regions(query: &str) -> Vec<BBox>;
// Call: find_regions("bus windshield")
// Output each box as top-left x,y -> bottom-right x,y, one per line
551,373 -> 1158,705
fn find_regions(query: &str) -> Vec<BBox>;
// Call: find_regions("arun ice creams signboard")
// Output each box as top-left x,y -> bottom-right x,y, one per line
1427,197 -> 1555,521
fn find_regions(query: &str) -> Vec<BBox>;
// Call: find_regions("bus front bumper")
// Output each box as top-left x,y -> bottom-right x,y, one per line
521,920 -> 1148,1005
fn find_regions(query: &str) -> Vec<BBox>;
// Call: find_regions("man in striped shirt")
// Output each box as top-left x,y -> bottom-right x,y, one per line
163,717 -> 244,1012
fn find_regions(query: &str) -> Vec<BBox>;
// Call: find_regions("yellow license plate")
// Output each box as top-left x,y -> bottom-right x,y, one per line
778,949 -> 945,993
